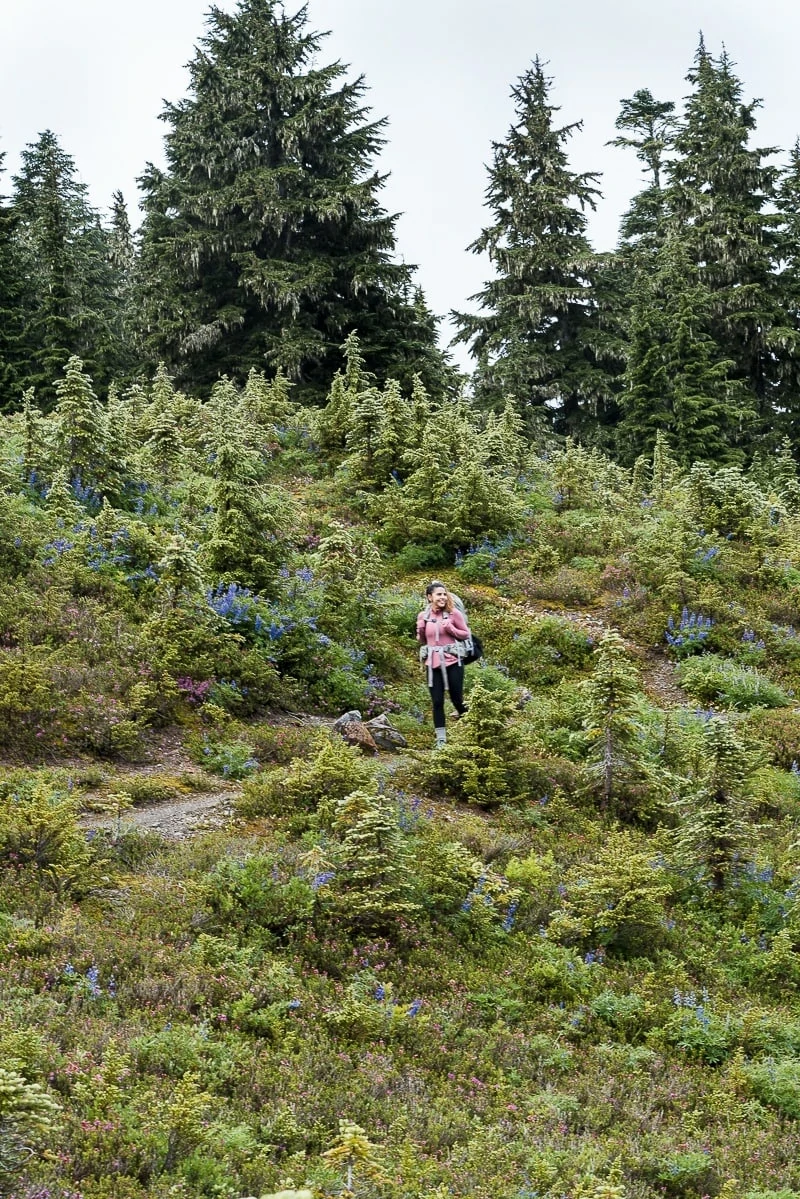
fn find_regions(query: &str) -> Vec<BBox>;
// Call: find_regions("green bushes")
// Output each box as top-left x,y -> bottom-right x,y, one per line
743,1059 -> 800,1119
548,831 -> 673,954
201,855 -> 315,937
503,615 -> 593,687
677,655 -> 792,709
414,677 -> 524,805
237,733 -> 373,819
0,781 -> 93,899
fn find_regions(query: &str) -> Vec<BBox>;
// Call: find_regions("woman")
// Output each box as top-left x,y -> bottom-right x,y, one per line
417,580 -> 470,746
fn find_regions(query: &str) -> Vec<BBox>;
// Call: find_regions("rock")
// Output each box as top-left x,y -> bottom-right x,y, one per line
336,719 -> 379,755
365,712 -> 408,751
332,710 -> 363,734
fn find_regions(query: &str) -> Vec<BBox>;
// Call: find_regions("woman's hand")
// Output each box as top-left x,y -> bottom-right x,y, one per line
443,615 -> 469,640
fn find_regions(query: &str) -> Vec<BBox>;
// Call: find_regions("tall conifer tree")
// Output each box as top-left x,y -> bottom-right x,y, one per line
452,59 -> 613,439
0,153 -> 27,410
610,89 -> 676,259
12,131 -> 121,405
773,141 -> 800,430
664,42 -> 784,439
138,0 -> 445,398
619,236 -> 754,465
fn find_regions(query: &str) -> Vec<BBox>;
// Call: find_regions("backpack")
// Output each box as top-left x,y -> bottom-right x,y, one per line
418,590 -> 483,666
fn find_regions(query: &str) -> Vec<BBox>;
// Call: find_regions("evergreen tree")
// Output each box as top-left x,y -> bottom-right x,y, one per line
156,534 -> 206,610
52,356 -> 109,491
378,407 -> 522,553
773,141 -> 800,431
452,59 -> 613,439
0,152 -> 27,410
664,42 -> 785,439
331,789 -> 419,931
314,334 -> 371,460
137,0 -> 444,398
581,631 -> 642,809
13,131 -> 121,404
373,378 -> 412,484
106,190 -> 138,377
673,717 -> 754,891
312,521 -> 383,638
421,678 -> 520,805
610,89 -> 676,258
344,385 -> 384,484
241,367 -> 295,451
204,402 -> 292,591
619,235 -> 754,465
650,429 -> 681,501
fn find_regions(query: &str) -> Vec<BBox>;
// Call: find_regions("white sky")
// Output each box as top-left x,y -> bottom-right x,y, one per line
3,0 -> 800,363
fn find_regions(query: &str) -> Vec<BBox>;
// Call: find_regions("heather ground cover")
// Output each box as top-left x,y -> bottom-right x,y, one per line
3,362 -> 800,1198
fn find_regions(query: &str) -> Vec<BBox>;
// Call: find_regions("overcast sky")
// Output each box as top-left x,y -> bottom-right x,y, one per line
3,0 -> 800,362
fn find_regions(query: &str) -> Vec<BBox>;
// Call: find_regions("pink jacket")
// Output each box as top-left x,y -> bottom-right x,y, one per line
416,607 -> 470,672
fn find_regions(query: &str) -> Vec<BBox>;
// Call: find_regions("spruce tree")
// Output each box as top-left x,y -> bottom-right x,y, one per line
137,0 -> 444,398
373,378 -> 412,484
52,356 -> 109,492
773,141 -> 800,431
332,789 -> 419,930
581,631 -> 642,809
204,402 -> 291,591
13,131 -> 121,404
664,42 -> 784,440
0,153 -> 27,410
106,190 -> 138,378
452,59 -> 613,439
610,89 -> 676,259
344,385 -> 384,485
673,717 -> 754,891
156,534 -> 207,611
619,235 -> 754,465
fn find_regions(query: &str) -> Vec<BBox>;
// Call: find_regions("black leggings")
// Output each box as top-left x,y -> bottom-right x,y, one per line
429,662 -> 465,728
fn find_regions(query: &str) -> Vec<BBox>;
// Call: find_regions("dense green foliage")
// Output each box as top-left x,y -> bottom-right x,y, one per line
8,8 -> 800,1198
3,19 -> 800,460
136,0 -> 449,399
452,58 -> 614,440
2,350 -> 800,1197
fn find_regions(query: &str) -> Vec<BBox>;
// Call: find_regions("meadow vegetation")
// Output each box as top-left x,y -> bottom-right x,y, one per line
2,356 -> 800,1199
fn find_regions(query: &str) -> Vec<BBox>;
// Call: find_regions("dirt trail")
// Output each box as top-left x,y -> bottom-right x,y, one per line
81,789 -> 238,841
76,717 -> 336,841
78,599 -> 687,841
487,592 -> 688,709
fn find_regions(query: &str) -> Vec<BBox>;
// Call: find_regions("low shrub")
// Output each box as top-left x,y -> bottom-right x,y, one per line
190,736 -> 259,779
508,565 -> 602,607
455,552 -> 495,585
248,722 -> 318,765
548,830 -> 673,955
110,774 -> 206,807
743,1058 -> 800,1119
201,854 -> 315,935
503,616 -> 593,687
745,706 -> 800,769
677,655 -> 792,710
237,732 -> 373,820
659,1005 -> 740,1065
391,542 -> 449,573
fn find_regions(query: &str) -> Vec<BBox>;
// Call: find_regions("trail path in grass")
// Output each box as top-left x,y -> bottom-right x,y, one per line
483,590 -> 688,708
81,789 -> 238,841
78,718 -> 336,842
78,592 -> 687,841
